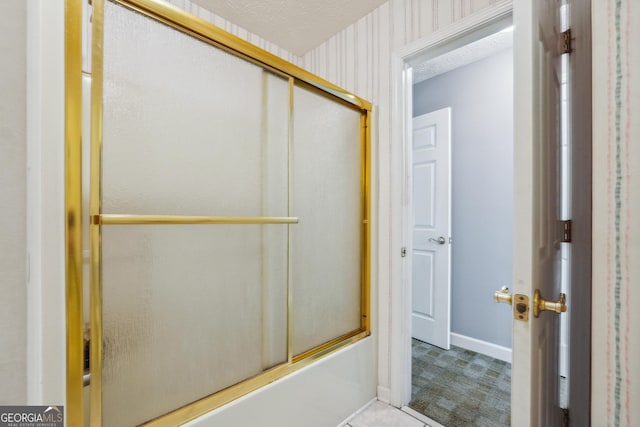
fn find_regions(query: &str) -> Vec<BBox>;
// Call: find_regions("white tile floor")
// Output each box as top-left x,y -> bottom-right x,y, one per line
343,401 -> 442,427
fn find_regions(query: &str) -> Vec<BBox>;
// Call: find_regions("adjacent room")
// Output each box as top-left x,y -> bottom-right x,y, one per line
407,29 -> 514,426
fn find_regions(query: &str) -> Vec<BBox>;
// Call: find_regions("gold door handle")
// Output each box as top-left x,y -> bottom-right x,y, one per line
533,289 -> 567,317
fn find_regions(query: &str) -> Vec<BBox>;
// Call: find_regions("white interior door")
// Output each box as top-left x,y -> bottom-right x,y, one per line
411,108 -> 451,350
512,0 -> 565,425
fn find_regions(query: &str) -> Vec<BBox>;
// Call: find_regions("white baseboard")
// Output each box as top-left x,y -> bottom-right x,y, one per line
450,333 -> 512,363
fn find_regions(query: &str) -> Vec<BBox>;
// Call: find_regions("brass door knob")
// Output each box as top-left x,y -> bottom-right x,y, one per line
533,289 -> 568,318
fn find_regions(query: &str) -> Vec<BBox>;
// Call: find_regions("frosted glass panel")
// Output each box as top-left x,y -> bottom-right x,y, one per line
101,225 -> 287,426
102,1 -> 289,216
291,85 -> 363,355
96,3 -> 368,424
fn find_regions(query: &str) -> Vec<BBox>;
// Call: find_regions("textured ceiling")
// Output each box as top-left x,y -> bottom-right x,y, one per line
412,28 -> 514,83
189,0 -> 387,56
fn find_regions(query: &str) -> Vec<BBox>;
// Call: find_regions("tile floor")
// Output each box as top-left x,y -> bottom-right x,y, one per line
345,382 -> 566,427
344,401 -> 440,427
409,340 -> 511,427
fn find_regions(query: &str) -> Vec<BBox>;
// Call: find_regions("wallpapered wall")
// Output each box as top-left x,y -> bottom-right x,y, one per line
303,0 -> 499,103
592,0 -> 639,426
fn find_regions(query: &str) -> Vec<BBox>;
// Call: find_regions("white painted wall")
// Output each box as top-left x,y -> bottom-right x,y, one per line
0,0 -> 27,404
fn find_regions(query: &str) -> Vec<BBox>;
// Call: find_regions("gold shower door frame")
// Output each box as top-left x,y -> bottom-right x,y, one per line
65,0 -> 372,425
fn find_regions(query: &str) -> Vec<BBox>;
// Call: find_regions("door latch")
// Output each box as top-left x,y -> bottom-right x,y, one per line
513,294 -> 530,321
494,286 -> 529,321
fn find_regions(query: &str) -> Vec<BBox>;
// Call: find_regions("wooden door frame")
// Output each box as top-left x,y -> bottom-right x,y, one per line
387,1 -> 514,407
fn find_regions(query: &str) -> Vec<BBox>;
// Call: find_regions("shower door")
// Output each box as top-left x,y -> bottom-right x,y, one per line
79,0 -> 371,425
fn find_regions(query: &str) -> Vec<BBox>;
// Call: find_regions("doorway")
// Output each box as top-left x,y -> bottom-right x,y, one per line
387,1 -> 592,425
406,26 -> 515,426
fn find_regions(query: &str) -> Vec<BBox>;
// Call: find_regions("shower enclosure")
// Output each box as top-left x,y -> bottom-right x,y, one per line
65,0 -> 371,425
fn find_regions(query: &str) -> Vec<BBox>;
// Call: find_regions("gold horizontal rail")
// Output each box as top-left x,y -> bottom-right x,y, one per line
94,215 -> 299,225
292,329 -> 368,364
